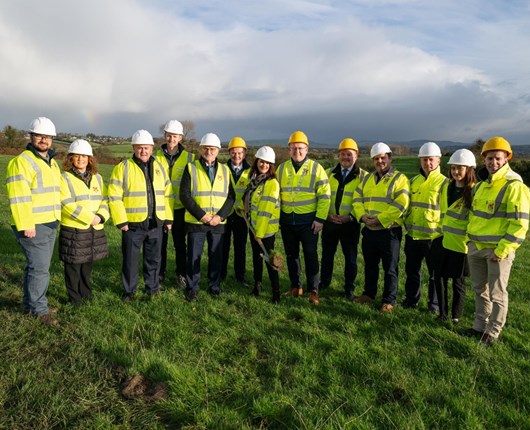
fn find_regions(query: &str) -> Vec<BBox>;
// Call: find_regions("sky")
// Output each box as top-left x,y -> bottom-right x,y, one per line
1,0 -> 530,146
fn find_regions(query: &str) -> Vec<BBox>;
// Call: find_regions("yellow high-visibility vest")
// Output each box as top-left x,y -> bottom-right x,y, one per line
441,190 -> 470,253
184,160 -> 230,224
247,178 -> 280,238
108,159 -> 173,226
60,172 -> 109,230
468,163 -> 530,258
229,167 -> 251,216
405,166 -> 449,239
353,167 -> 410,228
277,159 -> 330,219
6,150 -> 61,230
155,148 -> 194,210
326,167 -> 368,216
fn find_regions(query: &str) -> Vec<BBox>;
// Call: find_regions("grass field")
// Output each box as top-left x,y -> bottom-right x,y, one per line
1,153 -> 529,429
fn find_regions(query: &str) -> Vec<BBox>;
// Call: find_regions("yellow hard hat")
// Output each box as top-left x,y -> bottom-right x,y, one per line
338,138 -> 358,152
481,136 -> 512,160
288,130 -> 309,146
228,136 -> 247,150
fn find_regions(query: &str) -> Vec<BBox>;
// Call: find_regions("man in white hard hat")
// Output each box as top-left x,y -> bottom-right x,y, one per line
403,142 -> 448,312
108,130 -> 173,301
155,120 -> 194,288
352,142 -> 410,313
6,117 -> 62,325
320,138 -> 367,300
180,133 -> 235,301
221,136 -> 251,287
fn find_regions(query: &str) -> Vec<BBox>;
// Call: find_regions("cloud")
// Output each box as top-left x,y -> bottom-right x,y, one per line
1,0 -> 529,145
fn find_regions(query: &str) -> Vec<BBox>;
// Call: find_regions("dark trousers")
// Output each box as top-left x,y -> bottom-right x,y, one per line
361,227 -> 402,304
221,213 -> 248,281
64,262 -> 94,305
121,226 -> 163,295
250,235 -> 280,293
404,235 -> 439,310
160,208 -> 187,279
434,275 -> 467,319
186,230 -> 223,294
321,221 -> 360,294
280,223 -> 319,292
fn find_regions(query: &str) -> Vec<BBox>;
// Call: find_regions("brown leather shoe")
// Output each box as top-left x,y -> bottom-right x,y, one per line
48,306 -> 59,314
353,294 -> 374,304
284,287 -> 303,297
308,291 -> 319,305
380,303 -> 394,313
38,314 -> 59,326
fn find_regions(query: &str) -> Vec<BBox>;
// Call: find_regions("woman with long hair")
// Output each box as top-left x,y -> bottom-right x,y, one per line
432,149 -> 476,324
59,139 -> 109,305
240,146 -> 281,303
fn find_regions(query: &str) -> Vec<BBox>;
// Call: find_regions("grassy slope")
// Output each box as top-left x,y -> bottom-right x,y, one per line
1,154 -> 529,429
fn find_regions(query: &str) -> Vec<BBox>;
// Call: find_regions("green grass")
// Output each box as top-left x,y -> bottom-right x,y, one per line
1,154 -> 530,429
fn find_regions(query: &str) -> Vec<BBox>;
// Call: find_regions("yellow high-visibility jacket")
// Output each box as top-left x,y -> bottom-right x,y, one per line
229,167 -> 251,216
60,172 -> 109,230
353,167 -> 410,229
467,163 -> 530,258
6,149 -> 61,231
243,178 -> 281,239
405,166 -> 449,240
108,158 -> 173,226
326,166 -> 368,216
277,158 -> 330,220
155,148 -> 194,210
441,183 -> 471,253
184,160 -> 230,224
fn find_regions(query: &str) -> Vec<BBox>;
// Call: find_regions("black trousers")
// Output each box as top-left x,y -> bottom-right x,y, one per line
221,213 -> 248,281
361,227 -> 402,304
320,220 -> 360,294
250,235 -> 280,293
64,261 -> 94,305
160,208 -> 187,279
121,226 -> 163,295
280,223 -> 319,292
404,235 -> 439,310
186,230 -> 223,294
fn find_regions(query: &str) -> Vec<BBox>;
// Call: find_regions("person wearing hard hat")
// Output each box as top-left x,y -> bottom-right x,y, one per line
108,130 -> 173,301
402,142 -> 448,312
431,149 -> 476,325
59,139 -> 109,305
240,146 -> 281,303
461,136 -> 530,346
155,120 -> 194,288
319,138 -> 367,300
221,136 -> 251,286
6,117 -> 62,325
352,142 -> 410,313
277,130 -> 331,305
180,133 -> 235,301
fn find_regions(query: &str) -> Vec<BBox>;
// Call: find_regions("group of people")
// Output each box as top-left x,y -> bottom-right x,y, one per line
6,116 -> 529,347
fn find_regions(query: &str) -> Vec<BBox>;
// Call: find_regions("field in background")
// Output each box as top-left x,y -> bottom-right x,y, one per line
1,154 -> 530,429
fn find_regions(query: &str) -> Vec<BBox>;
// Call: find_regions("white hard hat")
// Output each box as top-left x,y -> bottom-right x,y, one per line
418,141 -> 442,157
29,117 -> 56,136
370,142 -> 392,158
164,120 -> 183,135
448,149 -> 476,168
255,146 -> 276,164
68,139 -> 93,156
200,133 -> 221,148
131,129 -> 154,145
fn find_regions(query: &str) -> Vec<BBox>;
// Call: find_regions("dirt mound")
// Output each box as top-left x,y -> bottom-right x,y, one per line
121,375 -> 168,401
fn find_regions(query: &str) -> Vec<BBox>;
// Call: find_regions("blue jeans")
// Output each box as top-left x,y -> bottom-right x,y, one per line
14,224 -> 57,316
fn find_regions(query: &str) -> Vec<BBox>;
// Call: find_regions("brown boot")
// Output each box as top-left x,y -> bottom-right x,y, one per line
308,291 -> 320,305
284,287 -> 303,297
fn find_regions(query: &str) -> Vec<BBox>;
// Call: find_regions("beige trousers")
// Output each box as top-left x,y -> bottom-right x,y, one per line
467,242 -> 514,339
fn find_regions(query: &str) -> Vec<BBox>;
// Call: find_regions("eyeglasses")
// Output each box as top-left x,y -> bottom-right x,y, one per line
32,134 -> 52,141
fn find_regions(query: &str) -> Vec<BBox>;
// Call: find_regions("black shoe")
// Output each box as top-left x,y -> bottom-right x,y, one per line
458,327 -> 484,339
122,293 -> 135,303
318,282 -> 329,290
402,301 -> 418,309
435,315 -> 448,322
344,290 -> 354,301
209,287 -> 221,297
186,290 -> 197,302
251,281 -> 262,297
